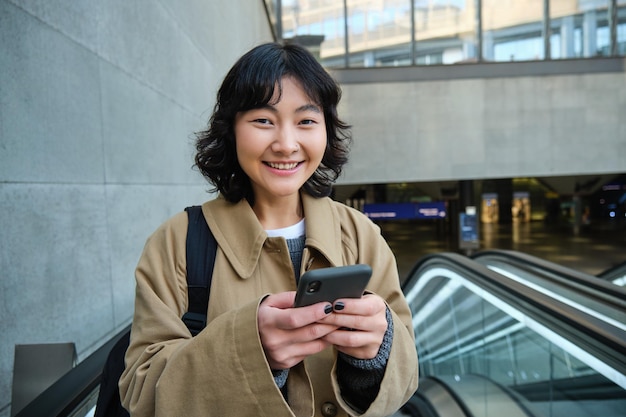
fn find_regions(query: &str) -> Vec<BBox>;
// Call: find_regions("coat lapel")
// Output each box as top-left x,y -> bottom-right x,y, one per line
301,193 -> 344,268
201,196 -> 266,279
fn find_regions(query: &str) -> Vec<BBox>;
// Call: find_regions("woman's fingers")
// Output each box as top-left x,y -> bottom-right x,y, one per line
258,292 -> 389,367
319,294 -> 388,359
258,292 -> 339,369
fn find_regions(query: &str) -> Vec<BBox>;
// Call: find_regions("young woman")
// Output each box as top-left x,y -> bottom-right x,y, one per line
120,42 -> 418,417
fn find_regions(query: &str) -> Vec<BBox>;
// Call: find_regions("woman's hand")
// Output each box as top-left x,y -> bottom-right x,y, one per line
319,294 -> 388,360
258,291 -> 339,369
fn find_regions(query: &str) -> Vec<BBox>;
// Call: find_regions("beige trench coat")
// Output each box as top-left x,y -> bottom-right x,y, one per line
120,193 -> 418,417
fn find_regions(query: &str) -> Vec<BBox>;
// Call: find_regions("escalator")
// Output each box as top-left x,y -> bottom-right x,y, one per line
598,260 -> 626,287
13,325 -> 129,417
472,249 -> 625,331
400,253 -> 626,417
402,374 -> 540,417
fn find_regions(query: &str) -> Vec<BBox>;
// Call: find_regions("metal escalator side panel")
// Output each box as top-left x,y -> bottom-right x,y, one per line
472,249 -> 626,302
435,375 -> 539,417
399,390 -> 440,417
484,263 -> 626,332
416,377 -> 471,417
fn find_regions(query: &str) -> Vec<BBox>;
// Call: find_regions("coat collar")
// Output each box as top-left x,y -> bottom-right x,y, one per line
202,193 -> 343,279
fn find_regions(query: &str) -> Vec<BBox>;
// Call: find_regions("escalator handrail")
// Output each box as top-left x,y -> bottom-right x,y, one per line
429,374 -> 539,417
471,249 -> 626,301
598,259 -> 626,282
403,252 -> 626,378
422,376 -> 476,417
14,324 -> 131,417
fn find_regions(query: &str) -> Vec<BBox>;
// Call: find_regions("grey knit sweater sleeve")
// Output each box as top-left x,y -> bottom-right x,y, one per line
336,307 -> 394,413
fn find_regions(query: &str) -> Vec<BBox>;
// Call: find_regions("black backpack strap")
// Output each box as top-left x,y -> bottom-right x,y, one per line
182,205 -> 217,336
94,206 -> 215,417
94,330 -> 131,417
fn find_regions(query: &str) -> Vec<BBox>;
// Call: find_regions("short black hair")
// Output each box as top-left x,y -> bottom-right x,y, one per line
194,42 -> 351,204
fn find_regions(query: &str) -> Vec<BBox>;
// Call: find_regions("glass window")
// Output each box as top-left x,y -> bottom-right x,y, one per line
483,0 -> 545,61
346,0 -> 413,68
618,1 -> 626,55
551,0 -> 579,59
280,0 -> 347,67
551,0 -> 610,58
415,0 -> 477,65
276,0 -> 625,67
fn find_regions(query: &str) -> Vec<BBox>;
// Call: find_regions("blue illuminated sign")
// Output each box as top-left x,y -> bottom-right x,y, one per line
363,202 -> 446,220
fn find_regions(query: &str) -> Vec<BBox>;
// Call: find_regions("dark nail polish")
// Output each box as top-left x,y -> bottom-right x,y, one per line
334,301 -> 345,311
324,304 -> 333,314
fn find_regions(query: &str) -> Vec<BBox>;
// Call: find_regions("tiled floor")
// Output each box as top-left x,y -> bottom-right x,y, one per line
378,218 -> 626,282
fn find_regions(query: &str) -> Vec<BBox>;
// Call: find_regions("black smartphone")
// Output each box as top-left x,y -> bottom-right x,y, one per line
293,264 -> 372,307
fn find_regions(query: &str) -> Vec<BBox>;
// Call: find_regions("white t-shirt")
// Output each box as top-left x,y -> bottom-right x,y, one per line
265,218 -> 305,239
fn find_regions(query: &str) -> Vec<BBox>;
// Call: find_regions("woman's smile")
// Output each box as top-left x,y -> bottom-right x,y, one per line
264,161 -> 302,171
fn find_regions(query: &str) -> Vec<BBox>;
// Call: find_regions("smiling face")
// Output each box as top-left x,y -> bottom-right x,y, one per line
234,76 -> 327,207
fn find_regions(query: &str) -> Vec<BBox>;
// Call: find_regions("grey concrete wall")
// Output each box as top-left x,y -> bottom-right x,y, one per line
0,0 -> 272,415
337,72 -> 626,185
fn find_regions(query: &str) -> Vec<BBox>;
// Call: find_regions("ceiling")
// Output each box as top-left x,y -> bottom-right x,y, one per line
334,173 -> 625,204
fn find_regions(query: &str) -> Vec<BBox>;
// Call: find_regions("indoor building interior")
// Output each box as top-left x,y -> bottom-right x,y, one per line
335,175 -> 626,280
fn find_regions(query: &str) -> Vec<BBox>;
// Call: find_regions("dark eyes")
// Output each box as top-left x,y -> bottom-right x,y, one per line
252,118 -> 317,125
